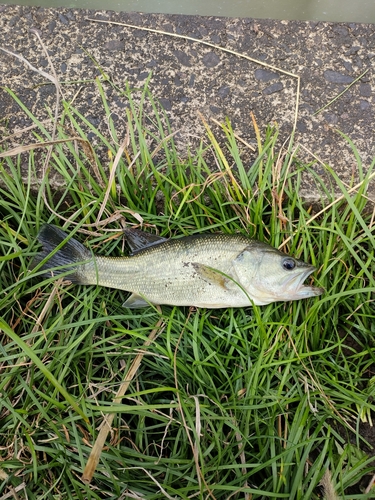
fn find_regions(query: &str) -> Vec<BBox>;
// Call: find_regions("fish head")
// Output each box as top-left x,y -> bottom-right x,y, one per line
233,241 -> 324,305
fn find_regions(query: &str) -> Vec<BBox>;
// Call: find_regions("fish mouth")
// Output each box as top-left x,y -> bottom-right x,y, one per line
283,266 -> 324,298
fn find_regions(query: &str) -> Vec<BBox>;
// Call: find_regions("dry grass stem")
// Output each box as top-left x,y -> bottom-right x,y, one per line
81,315 -> 165,483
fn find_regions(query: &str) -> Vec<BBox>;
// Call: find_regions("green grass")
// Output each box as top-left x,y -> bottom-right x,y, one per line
0,78 -> 375,499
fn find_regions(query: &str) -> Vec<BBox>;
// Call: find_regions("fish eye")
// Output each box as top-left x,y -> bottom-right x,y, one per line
282,258 -> 296,271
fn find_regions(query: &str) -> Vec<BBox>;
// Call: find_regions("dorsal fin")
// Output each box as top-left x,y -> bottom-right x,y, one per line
124,228 -> 167,254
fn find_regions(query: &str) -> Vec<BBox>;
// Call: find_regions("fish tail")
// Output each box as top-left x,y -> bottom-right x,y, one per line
32,224 -> 92,284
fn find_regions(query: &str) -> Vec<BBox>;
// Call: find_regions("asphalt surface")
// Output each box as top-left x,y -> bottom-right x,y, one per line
1,6 -> 374,201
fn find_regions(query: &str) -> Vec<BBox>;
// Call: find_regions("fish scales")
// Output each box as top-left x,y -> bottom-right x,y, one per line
89,234 -> 252,307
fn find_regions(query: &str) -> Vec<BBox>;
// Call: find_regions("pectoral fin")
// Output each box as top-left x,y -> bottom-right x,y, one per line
192,263 -> 228,289
123,293 -> 151,309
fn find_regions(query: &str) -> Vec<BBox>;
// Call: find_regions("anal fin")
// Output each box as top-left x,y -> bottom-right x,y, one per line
123,293 -> 151,309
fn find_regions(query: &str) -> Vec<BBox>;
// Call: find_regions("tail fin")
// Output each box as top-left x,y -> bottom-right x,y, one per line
31,224 -> 92,284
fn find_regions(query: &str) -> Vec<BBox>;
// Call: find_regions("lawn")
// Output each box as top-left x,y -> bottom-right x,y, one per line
0,76 -> 375,499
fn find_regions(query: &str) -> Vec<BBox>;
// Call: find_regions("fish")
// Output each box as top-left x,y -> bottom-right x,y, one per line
31,224 -> 324,309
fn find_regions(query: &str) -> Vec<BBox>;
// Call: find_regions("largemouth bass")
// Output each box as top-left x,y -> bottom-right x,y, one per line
32,224 -> 324,308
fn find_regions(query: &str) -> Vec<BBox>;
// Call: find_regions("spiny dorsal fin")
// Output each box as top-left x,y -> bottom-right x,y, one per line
124,228 -> 167,255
